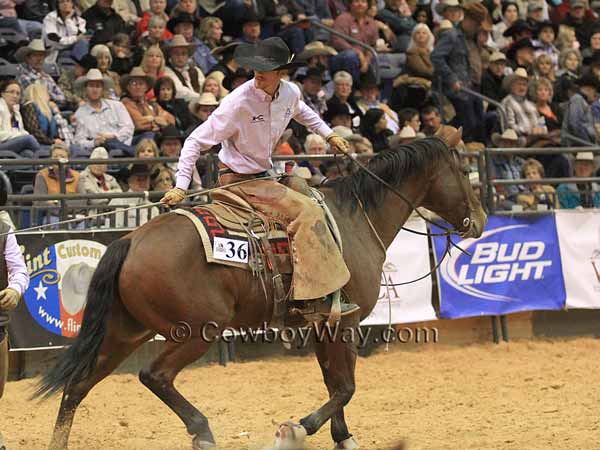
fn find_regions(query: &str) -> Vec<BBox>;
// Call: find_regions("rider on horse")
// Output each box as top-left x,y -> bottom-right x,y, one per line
161,37 -> 359,316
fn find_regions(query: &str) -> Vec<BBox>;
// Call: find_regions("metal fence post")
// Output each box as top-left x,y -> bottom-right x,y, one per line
58,159 -> 68,225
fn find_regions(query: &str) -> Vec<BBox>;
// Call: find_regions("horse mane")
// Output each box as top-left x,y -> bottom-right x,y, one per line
329,137 -> 449,211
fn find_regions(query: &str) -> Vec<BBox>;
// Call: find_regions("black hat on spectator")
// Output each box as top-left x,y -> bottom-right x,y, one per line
323,102 -> 358,122
586,50 -> 600,67
503,19 -> 535,38
73,54 -> 98,71
211,41 -> 241,63
223,67 -> 252,90
575,74 -> 600,91
128,164 -> 151,179
359,72 -> 378,90
156,125 -> 185,146
534,20 -> 558,38
242,9 -> 261,25
167,13 -> 200,34
506,38 -> 535,60
234,37 -> 305,71
298,67 -> 325,83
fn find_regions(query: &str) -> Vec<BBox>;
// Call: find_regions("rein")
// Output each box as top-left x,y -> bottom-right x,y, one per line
340,138 -> 473,287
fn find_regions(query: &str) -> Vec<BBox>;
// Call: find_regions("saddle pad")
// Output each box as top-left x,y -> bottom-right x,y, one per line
173,207 -> 291,272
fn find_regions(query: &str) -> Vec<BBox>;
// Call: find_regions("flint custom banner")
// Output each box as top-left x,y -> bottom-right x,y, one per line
432,215 -> 565,319
8,230 -> 126,350
555,210 -> 600,309
361,217 -> 436,326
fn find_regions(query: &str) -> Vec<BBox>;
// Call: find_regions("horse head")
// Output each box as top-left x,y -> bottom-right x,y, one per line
420,127 -> 487,239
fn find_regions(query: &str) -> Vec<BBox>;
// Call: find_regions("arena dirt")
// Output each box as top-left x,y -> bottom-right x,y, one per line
3,338 -> 600,450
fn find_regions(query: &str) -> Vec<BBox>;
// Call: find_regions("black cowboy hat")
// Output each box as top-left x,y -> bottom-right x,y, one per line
73,53 -> 98,71
503,19 -> 536,38
575,74 -> 600,90
233,37 -> 305,72
359,71 -> 378,90
323,101 -> 358,122
156,125 -> 185,146
506,37 -> 535,60
167,12 -> 199,34
242,9 -> 261,25
223,67 -> 252,90
127,163 -> 151,179
534,20 -> 559,38
296,67 -> 325,83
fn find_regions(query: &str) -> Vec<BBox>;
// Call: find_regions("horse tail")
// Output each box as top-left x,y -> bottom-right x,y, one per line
32,238 -> 132,400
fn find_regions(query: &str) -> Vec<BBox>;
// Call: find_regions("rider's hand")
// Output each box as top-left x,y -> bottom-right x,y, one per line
160,187 -> 186,206
327,133 -> 351,154
0,288 -> 19,311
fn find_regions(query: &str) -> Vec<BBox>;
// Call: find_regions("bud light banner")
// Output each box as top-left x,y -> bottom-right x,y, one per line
8,230 -> 126,350
431,215 -> 566,318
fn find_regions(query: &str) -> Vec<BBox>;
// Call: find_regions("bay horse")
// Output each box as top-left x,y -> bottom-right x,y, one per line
34,129 -> 486,450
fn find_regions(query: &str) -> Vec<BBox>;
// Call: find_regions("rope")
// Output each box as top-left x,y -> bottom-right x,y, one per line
0,174 -> 283,237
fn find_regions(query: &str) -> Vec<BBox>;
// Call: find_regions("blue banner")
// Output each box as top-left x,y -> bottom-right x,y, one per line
431,215 -> 566,318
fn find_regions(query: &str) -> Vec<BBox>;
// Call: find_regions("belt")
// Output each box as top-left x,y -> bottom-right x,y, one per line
218,162 -> 267,178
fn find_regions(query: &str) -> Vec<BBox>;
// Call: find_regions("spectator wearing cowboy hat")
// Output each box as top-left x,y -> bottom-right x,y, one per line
157,124 -> 204,190
507,37 -> 536,72
489,129 -> 527,210
502,19 -> 535,43
15,39 -> 67,108
431,2 -> 490,143
58,53 -> 98,110
121,67 -> 175,145
481,51 -> 508,109
434,0 -> 464,25
557,151 -> 600,208
167,12 -> 211,74
223,67 -> 252,91
356,72 -> 399,133
323,101 -> 357,129
294,41 -> 337,94
298,68 -> 327,119
207,42 -> 241,81
561,74 -> 600,146
163,34 -> 205,103
73,68 -> 135,157
388,125 -> 425,146
501,67 -> 546,139
187,92 -> 219,135
77,146 -> 123,209
108,163 -> 160,228
533,21 -> 560,70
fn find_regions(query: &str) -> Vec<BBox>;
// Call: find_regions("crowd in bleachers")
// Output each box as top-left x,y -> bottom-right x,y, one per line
0,0 -> 599,226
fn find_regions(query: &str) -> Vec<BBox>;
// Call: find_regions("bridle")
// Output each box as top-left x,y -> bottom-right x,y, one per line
337,136 -> 474,286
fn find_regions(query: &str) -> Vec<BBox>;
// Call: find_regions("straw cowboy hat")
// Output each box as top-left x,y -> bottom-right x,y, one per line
74,68 -> 114,90
166,34 -> 199,54
491,128 -> 527,147
501,67 -> 529,92
389,126 -> 425,146
575,151 -> 595,162
434,0 -> 463,15
189,92 -> 219,114
15,39 -> 47,62
120,66 -> 155,92
234,37 -> 305,72
489,51 -> 507,64
298,41 -> 338,60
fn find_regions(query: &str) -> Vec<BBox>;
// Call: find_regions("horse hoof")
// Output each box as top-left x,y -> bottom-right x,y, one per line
333,436 -> 360,450
272,421 -> 307,450
192,436 -> 216,450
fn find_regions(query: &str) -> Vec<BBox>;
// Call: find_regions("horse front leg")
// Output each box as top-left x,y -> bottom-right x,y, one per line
273,316 -> 359,450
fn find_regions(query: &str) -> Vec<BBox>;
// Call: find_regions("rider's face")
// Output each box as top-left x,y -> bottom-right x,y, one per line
254,70 -> 283,95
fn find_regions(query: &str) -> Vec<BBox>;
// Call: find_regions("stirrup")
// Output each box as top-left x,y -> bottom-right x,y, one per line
288,291 -> 360,324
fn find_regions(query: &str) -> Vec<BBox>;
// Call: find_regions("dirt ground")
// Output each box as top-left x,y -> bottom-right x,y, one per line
3,338 -> 600,450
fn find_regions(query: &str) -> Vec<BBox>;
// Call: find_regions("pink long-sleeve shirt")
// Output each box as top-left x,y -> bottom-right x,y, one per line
5,230 -> 29,296
175,78 -> 333,190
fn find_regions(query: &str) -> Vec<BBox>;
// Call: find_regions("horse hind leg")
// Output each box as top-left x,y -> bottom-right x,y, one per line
139,337 -> 216,450
48,304 -> 152,450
